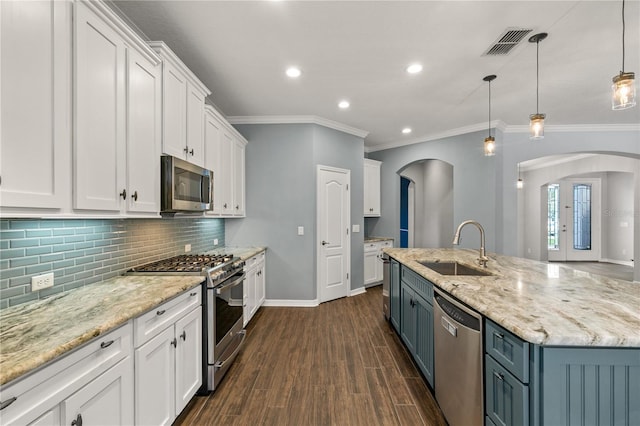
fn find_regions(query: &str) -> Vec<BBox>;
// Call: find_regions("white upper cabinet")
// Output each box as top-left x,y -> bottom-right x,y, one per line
364,158 -> 382,217
204,105 -> 247,218
149,41 -> 211,168
74,1 -> 161,215
0,0 -> 71,213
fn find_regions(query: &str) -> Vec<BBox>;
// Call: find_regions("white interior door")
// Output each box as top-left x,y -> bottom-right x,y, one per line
547,178 -> 601,261
317,166 -> 350,303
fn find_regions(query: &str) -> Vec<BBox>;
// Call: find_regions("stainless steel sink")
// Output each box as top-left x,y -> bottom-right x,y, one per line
417,260 -> 493,276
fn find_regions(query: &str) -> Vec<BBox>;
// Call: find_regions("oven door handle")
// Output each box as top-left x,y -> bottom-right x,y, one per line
214,330 -> 246,370
215,272 -> 246,294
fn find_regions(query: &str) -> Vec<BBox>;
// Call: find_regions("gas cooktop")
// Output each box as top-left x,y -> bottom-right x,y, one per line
128,254 -> 236,273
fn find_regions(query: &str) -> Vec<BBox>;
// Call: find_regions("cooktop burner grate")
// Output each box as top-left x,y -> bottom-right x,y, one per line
131,254 -> 234,273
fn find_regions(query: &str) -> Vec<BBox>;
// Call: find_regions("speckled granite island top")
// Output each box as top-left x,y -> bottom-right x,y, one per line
365,237 -> 394,243
384,248 -> 640,347
0,275 -> 204,386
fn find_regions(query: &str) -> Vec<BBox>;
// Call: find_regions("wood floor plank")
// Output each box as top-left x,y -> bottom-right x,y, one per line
176,285 -> 445,426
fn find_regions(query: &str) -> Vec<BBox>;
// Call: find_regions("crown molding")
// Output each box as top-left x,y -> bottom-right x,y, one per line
503,123 -> 640,133
366,120 -> 506,153
226,115 -> 369,139
366,121 -> 639,153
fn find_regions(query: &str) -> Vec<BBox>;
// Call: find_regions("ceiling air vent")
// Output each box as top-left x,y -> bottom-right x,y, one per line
483,28 -> 533,56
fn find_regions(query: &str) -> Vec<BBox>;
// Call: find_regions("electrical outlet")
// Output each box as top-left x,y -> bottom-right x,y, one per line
32,273 -> 54,292
185,244 -> 192,252
214,239 -> 219,246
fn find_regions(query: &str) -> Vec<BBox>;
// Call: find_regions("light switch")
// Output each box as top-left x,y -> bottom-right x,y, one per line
352,224 -> 360,233
297,226 -> 304,236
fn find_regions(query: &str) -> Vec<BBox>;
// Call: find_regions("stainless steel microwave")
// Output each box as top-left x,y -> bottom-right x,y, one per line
161,155 -> 213,214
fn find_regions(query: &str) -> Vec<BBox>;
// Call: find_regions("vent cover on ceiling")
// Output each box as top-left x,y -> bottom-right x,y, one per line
483,28 -> 533,56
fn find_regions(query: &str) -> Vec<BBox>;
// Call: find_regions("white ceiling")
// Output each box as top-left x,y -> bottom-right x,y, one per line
113,0 -> 640,151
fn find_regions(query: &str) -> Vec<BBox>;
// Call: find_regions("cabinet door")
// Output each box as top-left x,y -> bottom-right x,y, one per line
175,306 -> 202,416
389,260 -> 401,332
0,0 -> 71,210
256,255 -> 266,307
218,131 -> 233,215
135,326 -> 175,426
161,61 -> 187,159
400,285 -> 415,353
244,265 -> 257,326
364,160 -> 381,217
364,247 -> 378,285
186,82 -> 205,167
74,1 -> 126,211
26,407 -> 60,426
126,48 -> 161,214
414,295 -> 434,387
485,355 -> 529,426
63,357 -> 134,426
232,137 -> 246,216
204,109 -> 224,215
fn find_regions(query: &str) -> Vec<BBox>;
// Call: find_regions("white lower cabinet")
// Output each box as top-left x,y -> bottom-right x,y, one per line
0,324 -> 133,426
134,289 -> 202,425
243,251 -> 266,326
364,240 -> 393,286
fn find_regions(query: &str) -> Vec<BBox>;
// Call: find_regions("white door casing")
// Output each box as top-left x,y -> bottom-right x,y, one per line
317,166 -> 351,303
547,178 -> 601,262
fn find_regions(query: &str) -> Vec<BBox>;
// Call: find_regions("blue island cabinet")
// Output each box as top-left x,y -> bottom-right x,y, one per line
399,266 -> 434,388
389,259 -> 401,332
485,319 -> 640,426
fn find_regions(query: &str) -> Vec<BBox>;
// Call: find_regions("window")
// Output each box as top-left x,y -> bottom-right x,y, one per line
572,184 -> 592,250
547,184 -> 560,250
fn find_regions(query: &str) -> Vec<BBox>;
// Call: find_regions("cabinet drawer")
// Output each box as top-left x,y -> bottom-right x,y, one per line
244,251 -> 265,269
401,266 -> 433,303
364,242 -> 378,252
134,287 -> 201,348
379,240 -> 392,249
485,320 -> 529,383
0,323 -> 132,426
485,354 -> 529,426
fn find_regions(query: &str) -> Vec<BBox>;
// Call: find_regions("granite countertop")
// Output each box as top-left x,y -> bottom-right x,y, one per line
365,237 -> 394,243
384,248 -> 640,347
0,275 -> 204,386
207,246 -> 266,261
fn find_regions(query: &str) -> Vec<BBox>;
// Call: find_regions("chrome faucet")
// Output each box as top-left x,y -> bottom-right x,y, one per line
452,220 -> 489,267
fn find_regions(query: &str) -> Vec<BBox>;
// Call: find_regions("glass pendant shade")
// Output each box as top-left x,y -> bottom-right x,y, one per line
529,113 -> 545,139
517,178 -> 524,189
484,136 -> 496,156
612,72 -> 636,110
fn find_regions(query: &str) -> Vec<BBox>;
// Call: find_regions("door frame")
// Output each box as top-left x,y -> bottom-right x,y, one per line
316,165 -> 351,303
547,178 -> 602,262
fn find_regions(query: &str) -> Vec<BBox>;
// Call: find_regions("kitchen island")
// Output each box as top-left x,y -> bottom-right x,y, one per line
384,247 -> 640,426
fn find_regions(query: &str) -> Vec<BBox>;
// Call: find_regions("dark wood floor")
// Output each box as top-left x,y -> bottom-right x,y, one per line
176,285 -> 447,425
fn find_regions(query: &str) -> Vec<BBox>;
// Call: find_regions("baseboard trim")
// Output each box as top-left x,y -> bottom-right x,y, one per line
600,258 -> 634,267
350,287 -> 366,297
262,299 -> 319,307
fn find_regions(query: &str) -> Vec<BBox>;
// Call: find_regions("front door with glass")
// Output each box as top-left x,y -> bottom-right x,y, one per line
547,178 -> 601,261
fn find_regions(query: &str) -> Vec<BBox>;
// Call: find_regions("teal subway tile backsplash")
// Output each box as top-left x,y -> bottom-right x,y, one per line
0,218 -> 225,309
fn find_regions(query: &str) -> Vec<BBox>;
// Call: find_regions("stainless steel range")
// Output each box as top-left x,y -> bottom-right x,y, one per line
128,253 -> 246,392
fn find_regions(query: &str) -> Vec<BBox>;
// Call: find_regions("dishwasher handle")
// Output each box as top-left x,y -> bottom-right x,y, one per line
434,291 -> 481,332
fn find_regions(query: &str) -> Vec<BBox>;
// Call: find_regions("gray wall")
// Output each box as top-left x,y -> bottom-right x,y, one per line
368,127 -> 639,280
0,218 -> 225,309
400,160 -> 453,248
226,123 -> 364,302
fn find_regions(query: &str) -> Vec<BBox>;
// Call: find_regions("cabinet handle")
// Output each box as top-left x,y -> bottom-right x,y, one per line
132,191 -> 138,201
71,414 -> 83,426
493,331 -> 504,340
493,371 -> 505,381
224,203 -> 228,208
156,309 -> 166,316
190,292 -> 198,297
180,331 -> 186,341
236,205 -> 239,210
183,146 -> 194,156
119,189 -> 127,200
100,340 -> 114,349
0,397 -> 17,411
170,337 -> 177,347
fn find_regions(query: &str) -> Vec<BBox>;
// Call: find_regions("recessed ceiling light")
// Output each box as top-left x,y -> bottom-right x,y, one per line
406,63 -> 423,74
286,67 -> 301,78
402,127 -> 412,134
338,100 -> 350,109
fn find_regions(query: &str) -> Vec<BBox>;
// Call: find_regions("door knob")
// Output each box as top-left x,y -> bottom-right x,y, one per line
321,240 -> 329,246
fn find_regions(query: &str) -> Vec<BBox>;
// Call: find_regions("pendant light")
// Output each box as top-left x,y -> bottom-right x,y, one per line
483,75 -> 497,156
612,0 -> 636,110
528,33 -> 547,140
517,163 -> 524,189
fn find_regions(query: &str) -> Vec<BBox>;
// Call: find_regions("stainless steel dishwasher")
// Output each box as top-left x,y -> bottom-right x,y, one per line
433,289 -> 483,426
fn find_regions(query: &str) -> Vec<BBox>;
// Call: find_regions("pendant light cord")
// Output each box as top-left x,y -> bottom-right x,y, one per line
536,39 -> 540,114
488,80 -> 491,137
621,0 -> 626,72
